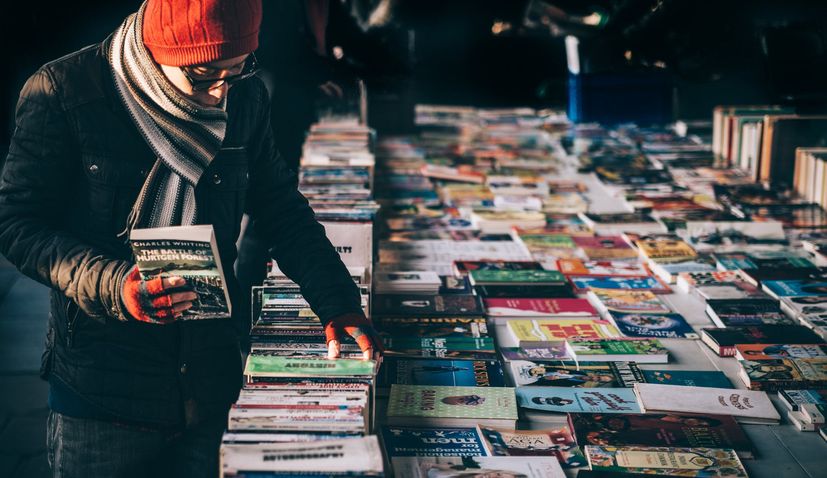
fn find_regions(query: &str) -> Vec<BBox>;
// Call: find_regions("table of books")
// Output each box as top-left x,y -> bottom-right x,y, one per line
223,107 -> 827,478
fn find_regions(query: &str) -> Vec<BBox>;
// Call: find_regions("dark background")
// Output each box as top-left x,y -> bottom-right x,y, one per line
2,0 -> 827,145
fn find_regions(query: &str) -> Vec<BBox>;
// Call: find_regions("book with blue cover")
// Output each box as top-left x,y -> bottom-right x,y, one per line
381,426 -> 489,457
763,279 -> 827,298
608,311 -> 699,339
516,387 -> 641,414
377,359 -> 506,391
571,276 -> 670,294
641,370 -> 733,388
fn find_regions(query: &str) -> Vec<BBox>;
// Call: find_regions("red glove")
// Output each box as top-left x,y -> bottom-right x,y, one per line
120,267 -> 197,324
324,312 -> 384,360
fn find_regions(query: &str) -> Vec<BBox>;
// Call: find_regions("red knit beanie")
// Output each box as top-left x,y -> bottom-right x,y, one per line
142,0 -> 262,66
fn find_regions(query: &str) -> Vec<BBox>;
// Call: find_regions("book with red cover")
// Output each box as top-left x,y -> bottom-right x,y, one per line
483,298 -> 597,318
568,412 -> 754,459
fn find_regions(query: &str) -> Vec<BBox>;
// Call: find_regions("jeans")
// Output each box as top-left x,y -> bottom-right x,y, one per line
46,411 -> 226,478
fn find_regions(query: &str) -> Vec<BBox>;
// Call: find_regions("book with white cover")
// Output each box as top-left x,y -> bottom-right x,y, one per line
633,383 -> 780,424
130,225 -> 231,319
220,436 -> 383,477
392,456 -> 564,478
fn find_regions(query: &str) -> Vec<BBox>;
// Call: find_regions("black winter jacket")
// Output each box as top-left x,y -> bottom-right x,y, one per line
0,38 -> 363,426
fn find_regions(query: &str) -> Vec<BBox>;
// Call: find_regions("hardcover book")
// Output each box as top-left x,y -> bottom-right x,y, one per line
608,311 -> 698,339
478,425 -> 587,467
569,413 -> 753,458
633,383 -> 781,424
517,387 -> 641,414
130,225 -> 231,319
387,385 -> 518,428
584,446 -> 747,477
381,426 -> 489,457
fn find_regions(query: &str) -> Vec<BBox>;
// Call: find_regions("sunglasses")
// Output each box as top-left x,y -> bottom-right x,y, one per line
180,53 -> 259,92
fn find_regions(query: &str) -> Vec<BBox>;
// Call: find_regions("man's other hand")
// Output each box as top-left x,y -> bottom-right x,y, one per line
325,312 -> 384,360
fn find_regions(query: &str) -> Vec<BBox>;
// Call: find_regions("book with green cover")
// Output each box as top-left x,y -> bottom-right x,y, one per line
567,339 -> 669,364
244,354 -> 376,378
469,269 -> 567,286
387,385 -> 518,428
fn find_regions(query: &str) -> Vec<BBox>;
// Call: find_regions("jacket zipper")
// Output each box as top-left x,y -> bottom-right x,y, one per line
65,300 -> 80,348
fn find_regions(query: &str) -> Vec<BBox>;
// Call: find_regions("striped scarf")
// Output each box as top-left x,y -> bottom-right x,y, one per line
109,2 -> 227,236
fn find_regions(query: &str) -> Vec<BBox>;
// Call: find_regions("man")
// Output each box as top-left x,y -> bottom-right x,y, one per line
0,0 -> 380,476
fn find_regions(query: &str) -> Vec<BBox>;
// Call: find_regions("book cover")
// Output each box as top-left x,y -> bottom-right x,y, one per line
392,456 -> 565,478
483,298 -> 596,317
374,294 -> 484,316
478,425 -> 587,467
130,225 -> 230,319
243,355 -> 376,378
735,343 -> 827,360
585,446 -> 747,477
570,276 -> 671,294
469,269 -> 567,285
778,390 -> 827,411
764,279 -> 827,298
476,284 -> 577,299
633,383 -> 781,424
568,339 -> 669,363
557,259 -> 649,278
500,343 -> 571,361
700,325 -> 825,357
507,319 -> 622,342
387,385 -> 518,422
608,312 -> 698,339
636,239 -> 698,262
509,361 -> 641,388
377,317 -> 489,339
569,413 -> 752,456
381,426 -> 489,457
641,370 -> 733,388
588,289 -> 671,314
454,260 -> 543,274
705,298 -> 792,327
572,236 -> 639,260
739,357 -> 827,391
378,359 -> 506,388
517,387 -> 641,414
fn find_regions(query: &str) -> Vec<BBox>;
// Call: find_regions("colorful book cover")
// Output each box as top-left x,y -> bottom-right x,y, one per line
570,413 -> 752,456
392,456 -> 565,478
243,355 -> 375,377
500,343 -> 570,361
483,298 -> 596,317
383,337 -> 496,353
470,269 -> 567,285
740,357 -> 827,390
609,312 -> 698,339
713,252 -> 757,271
701,325 -> 825,357
381,426 -> 489,457
778,389 -> 827,411
507,319 -> 622,342
568,339 -> 668,358
678,271 -> 744,287
641,370 -> 733,388
736,343 -> 827,360
585,446 -> 747,477
478,425 -> 587,467
557,259 -> 649,278
571,276 -> 670,294
509,361 -> 641,388
517,387 -> 641,414
378,359 -> 507,388
454,260 -> 542,273
764,279 -> 827,297
388,385 -> 518,421
572,236 -> 638,260
636,239 -> 698,262
589,289 -> 671,314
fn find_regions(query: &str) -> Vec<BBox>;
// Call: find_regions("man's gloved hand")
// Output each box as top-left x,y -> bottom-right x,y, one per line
120,267 -> 197,324
324,312 -> 384,360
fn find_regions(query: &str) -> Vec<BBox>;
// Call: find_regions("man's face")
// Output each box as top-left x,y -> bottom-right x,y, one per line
159,54 -> 249,107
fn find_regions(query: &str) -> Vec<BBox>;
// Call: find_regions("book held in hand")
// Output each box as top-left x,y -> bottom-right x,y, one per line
130,225 -> 231,319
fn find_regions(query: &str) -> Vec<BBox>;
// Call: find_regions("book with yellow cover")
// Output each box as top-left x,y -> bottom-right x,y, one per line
507,319 -> 622,343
